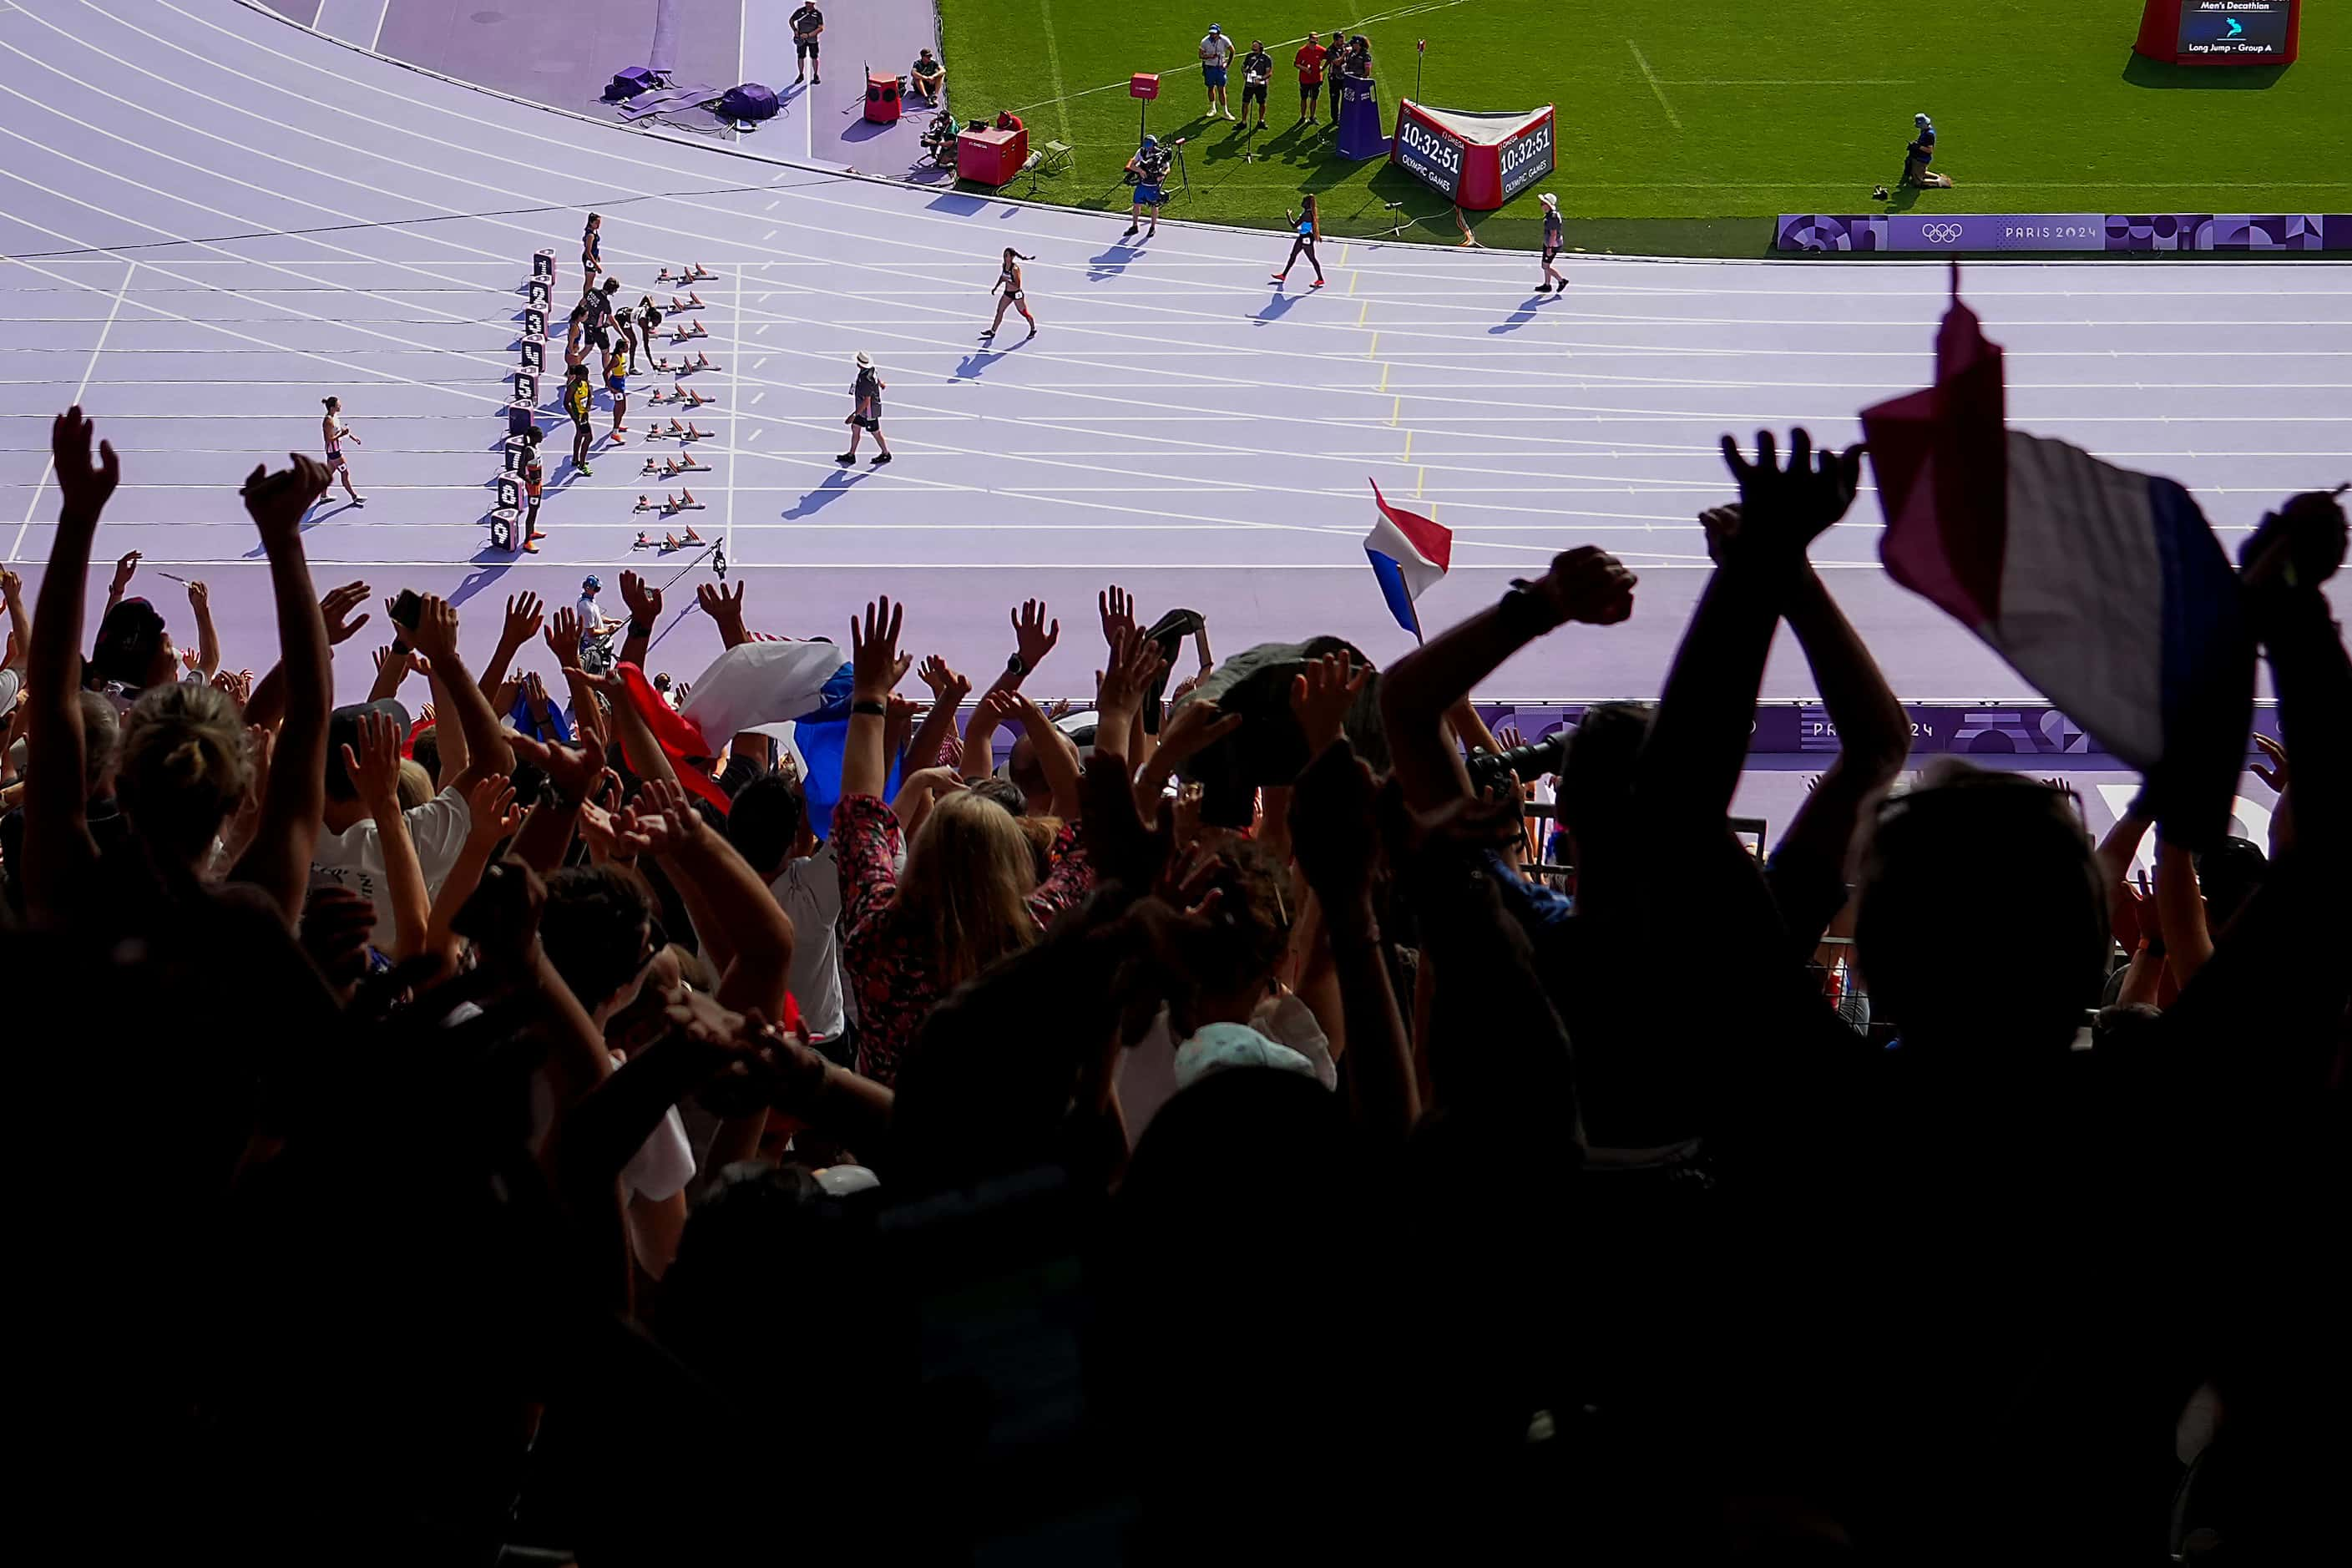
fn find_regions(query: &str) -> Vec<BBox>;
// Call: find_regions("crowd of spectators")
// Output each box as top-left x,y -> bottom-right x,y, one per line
3,407 -> 2343,1564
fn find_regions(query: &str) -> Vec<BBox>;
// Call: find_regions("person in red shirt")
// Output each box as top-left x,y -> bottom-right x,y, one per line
1294,34 -> 1328,123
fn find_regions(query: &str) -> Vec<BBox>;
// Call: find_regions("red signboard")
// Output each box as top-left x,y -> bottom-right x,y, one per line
1130,73 -> 1160,100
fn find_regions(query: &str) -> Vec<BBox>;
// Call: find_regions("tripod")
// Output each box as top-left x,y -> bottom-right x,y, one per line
1379,200 -> 1409,238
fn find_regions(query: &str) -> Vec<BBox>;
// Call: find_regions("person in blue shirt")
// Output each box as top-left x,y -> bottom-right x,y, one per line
1122,136 -> 1172,241
1879,112 -> 1953,198
1272,194 -> 1324,288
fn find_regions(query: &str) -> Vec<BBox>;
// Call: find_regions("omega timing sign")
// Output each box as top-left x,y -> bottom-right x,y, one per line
1390,101 -> 1555,210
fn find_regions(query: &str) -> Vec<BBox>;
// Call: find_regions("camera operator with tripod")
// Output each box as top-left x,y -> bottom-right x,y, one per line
1122,134 -> 1176,241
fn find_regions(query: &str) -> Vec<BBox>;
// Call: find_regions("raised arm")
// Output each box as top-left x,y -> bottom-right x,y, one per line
20,408 -> 118,918
241,580 -> 370,736
343,709 -> 430,960
225,452 -> 335,923
624,777 -> 797,1021
1640,432 -> 1863,827
473,592 -> 544,704
1012,695 -> 1085,820
907,655 -> 970,772
424,773 -> 524,961
1380,546 -> 1637,808
841,596 -> 903,802
405,594 -> 515,783
1709,501 -> 1909,948
187,578 -> 220,680
616,571 -> 660,672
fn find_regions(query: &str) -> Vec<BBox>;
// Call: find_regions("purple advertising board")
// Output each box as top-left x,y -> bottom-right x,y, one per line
1775,211 -> 2352,253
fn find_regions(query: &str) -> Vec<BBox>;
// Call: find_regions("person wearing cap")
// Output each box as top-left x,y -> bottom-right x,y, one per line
1886,112 -> 1952,195
1198,24 -> 1235,120
910,47 -> 945,104
838,352 -> 891,467
1536,193 -> 1566,294
1122,135 -> 1172,241
577,574 -> 615,637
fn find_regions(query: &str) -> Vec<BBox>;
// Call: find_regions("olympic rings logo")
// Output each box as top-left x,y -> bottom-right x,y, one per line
1920,223 -> 1965,245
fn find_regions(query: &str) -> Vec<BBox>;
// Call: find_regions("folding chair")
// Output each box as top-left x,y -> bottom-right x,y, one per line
1038,139 -> 1075,176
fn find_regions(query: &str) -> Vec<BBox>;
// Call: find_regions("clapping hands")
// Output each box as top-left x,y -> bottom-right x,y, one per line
1714,428 -> 1864,571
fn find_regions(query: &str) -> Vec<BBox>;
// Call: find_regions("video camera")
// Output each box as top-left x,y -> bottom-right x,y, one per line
1464,731 -> 1570,794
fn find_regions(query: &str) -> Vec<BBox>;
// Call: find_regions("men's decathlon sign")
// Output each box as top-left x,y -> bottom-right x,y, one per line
1776,212 -> 2352,253
1390,100 -> 1555,210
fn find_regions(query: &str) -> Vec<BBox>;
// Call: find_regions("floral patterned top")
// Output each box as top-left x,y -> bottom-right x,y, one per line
833,793 -> 1094,1086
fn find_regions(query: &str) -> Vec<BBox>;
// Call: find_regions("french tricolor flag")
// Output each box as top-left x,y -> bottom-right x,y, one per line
619,639 -> 858,817
1860,266 -> 2252,843
1365,479 -> 1452,640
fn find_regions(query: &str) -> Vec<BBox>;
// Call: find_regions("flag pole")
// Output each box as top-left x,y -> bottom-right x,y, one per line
1414,38 -> 1425,102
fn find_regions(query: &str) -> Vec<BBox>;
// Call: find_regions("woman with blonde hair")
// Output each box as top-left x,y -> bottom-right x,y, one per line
114,679 -> 254,873
832,596 -> 1095,1085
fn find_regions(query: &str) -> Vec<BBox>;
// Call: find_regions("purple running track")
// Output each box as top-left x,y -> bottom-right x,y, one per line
3,0 -> 2347,721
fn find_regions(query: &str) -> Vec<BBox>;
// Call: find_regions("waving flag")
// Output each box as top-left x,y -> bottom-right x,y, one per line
1365,479 -> 1452,640
618,640 -> 856,816
1859,266 -> 2252,845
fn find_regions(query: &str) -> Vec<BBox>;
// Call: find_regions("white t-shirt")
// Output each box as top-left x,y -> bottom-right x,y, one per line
577,593 -> 614,634
1200,32 -> 1233,65
769,840 -> 845,1039
309,785 -> 474,939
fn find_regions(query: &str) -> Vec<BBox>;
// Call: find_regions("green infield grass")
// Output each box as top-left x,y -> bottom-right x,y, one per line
932,0 -> 2351,254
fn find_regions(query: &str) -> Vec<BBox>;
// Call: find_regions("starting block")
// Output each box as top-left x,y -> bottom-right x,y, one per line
668,293 -> 706,312
655,263 -> 714,284
668,493 -> 703,513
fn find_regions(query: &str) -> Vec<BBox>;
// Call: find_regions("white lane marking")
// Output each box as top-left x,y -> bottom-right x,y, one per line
9,255 -> 131,561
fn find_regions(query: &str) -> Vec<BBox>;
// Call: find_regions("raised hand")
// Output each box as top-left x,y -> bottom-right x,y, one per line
1095,625 -> 1168,728
186,578 -> 210,615
619,569 -> 661,626
1098,584 -> 1138,651
2250,731 -> 2289,793
1716,428 -> 1865,568
240,453 -> 332,548
405,593 -> 461,663
0,567 -> 20,607
53,407 -> 120,523
938,729 -> 964,773
1011,597 -> 1060,671
1530,544 -> 1638,626
463,773 -> 524,849
1287,650 -> 1368,756
544,604 -> 582,666
321,580 -> 372,645
508,728 -> 608,799
341,708 -> 405,811
696,579 -> 747,643
1495,723 -> 1525,752
918,653 -> 971,705
210,667 -> 255,707
501,592 -> 544,647
850,596 -> 905,702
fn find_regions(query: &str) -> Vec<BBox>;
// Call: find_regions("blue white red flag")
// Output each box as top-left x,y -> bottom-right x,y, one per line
1364,479 -> 1452,640
1860,267 -> 2251,843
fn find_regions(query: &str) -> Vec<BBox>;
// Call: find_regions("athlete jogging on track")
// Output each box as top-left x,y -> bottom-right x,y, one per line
983,248 -> 1038,341
320,396 -> 365,506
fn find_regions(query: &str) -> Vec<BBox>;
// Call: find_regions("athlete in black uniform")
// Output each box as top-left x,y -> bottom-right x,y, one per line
983,249 -> 1038,341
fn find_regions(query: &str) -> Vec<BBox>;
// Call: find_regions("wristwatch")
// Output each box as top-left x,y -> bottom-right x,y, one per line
1005,652 -> 1027,677
1497,579 -> 1560,637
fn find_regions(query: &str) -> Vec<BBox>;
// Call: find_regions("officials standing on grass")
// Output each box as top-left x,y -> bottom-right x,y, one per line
1294,32 -> 1328,123
1239,39 -> 1273,132
1198,24 -> 1236,121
